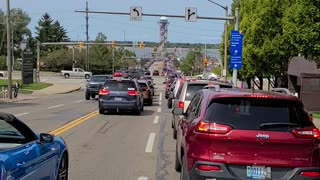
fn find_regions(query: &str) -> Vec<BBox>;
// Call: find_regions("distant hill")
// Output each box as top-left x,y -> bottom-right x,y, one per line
117,41 -> 219,49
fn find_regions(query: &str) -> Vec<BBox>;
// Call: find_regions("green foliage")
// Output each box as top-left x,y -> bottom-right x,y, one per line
283,0 -> 320,65
180,50 -> 203,76
0,9 -> 31,57
35,13 -> 69,56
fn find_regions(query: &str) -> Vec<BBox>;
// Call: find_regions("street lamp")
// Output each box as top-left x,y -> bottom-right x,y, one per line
207,0 -> 228,82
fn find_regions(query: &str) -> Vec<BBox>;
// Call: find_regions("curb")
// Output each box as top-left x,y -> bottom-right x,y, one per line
56,86 -> 82,94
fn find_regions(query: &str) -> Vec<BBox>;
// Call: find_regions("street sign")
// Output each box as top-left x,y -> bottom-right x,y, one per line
185,7 -> 197,22
229,30 -> 243,69
22,50 -> 34,84
130,7 -> 142,21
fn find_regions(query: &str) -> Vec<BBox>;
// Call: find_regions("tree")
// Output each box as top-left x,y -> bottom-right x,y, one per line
283,0 -> 320,65
180,50 -> 202,76
0,9 -> 31,56
35,13 -> 69,55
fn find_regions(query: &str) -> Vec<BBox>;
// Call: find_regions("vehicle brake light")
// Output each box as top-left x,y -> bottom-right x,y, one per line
197,122 -> 231,134
198,165 -> 221,171
300,171 -> 320,177
99,89 -> 110,95
178,101 -> 184,108
128,90 -> 139,96
292,128 -> 320,139
249,94 -> 268,98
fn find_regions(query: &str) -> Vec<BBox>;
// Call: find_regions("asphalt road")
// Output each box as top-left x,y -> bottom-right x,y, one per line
0,62 -> 181,180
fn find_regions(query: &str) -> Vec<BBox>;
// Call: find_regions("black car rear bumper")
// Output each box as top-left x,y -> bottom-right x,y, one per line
188,161 -> 320,180
99,100 -> 140,111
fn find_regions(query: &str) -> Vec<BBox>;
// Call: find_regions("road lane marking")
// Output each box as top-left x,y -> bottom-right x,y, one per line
74,100 -> 84,103
145,133 -> 156,153
49,110 -> 98,136
48,104 -> 64,109
159,102 -> 162,106
15,112 -> 30,117
157,108 -> 161,113
153,116 -> 159,124
138,177 -> 148,180
159,92 -> 162,102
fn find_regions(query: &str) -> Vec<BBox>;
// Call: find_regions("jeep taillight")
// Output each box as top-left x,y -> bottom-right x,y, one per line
178,101 -> 184,108
197,122 -> 231,134
292,128 -> 320,139
128,90 -> 139,96
99,89 -> 110,95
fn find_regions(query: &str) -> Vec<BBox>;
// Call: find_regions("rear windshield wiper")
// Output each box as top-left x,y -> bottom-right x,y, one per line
260,123 -> 299,129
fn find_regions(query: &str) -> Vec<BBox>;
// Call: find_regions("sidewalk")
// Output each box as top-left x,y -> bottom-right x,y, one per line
0,83 -> 81,103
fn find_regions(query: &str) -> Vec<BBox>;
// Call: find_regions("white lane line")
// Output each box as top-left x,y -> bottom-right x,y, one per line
153,116 -> 159,124
74,100 -> 84,103
145,133 -> 156,153
157,107 -> 161,113
138,177 -> 148,180
48,104 -> 64,109
159,102 -> 162,106
159,92 -> 162,102
15,112 -> 30,117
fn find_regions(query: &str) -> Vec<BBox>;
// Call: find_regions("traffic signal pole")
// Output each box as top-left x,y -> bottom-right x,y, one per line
232,8 -> 239,87
6,0 -> 12,99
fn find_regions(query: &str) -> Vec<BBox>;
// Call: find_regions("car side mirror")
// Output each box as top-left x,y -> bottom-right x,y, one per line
172,107 -> 184,115
40,133 -> 54,143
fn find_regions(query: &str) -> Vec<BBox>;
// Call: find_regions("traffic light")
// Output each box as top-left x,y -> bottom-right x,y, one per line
153,46 -> 158,52
139,41 -> 145,49
204,58 -> 208,67
79,42 -> 83,49
111,41 -> 115,48
174,47 -> 177,52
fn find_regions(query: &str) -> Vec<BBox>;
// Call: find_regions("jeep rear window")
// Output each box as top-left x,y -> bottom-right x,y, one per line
104,81 -> 135,91
205,98 -> 313,131
185,84 -> 208,100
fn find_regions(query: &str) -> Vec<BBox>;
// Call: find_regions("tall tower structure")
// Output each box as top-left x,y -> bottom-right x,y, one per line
158,16 -> 169,57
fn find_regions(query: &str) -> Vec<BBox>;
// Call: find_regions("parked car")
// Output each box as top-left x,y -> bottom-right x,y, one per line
153,70 -> 160,76
85,75 -> 112,100
0,71 -> 7,77
0,113 -> 68,179
197,73 -> 219,80
138,80 -> 153,105
173,88 -> 320,180
61,68 -> 92,79
98,79 -> 144,115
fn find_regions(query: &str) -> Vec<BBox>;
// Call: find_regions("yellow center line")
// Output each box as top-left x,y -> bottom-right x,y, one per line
49,110 -> 99,136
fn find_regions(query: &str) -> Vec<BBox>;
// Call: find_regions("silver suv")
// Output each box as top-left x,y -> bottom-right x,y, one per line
171,79 -> 233,139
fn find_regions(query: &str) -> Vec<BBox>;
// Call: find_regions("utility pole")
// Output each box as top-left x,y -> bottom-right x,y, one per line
232,7 -> 239,87
37,41 -> 40,82
11,29 -> 14,69
6,0 -> 12,99
224,6 -> 228,82
112,48 -> 115,74
85,0 -> 89,70
72,47 -> 75,69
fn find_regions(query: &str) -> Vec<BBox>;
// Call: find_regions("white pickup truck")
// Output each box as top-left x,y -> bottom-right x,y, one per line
61,68 -> 92,79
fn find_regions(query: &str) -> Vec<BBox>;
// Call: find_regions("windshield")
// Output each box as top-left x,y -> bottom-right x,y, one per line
185,84 -> 208,100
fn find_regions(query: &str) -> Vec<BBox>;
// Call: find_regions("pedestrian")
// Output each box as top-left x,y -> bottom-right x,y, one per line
14,81 -> 20,98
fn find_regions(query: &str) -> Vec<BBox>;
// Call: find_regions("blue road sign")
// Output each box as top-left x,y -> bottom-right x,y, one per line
230,30 -> 243,69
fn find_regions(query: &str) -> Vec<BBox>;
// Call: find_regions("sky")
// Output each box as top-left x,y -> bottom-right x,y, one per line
1,0 -> 233,44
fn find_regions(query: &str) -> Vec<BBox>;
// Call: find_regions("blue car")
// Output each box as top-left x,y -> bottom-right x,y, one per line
0,113 -> 68,180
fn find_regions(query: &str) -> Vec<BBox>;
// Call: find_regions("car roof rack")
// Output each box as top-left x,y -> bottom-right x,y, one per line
203,84 -> 220,92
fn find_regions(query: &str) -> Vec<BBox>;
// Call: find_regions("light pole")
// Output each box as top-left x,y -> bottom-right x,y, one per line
208,0 -> 228,81
6,0 -> 12,99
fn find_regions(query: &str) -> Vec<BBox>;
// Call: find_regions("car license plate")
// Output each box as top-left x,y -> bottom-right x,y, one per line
114,97 -> 122,101
246,166 -> 271,179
